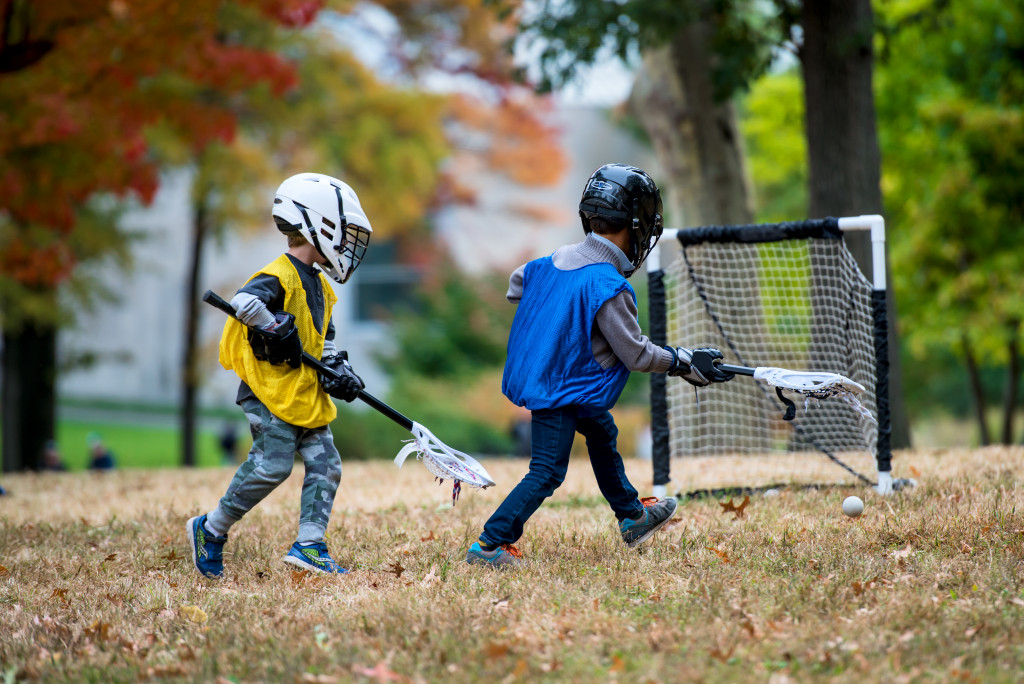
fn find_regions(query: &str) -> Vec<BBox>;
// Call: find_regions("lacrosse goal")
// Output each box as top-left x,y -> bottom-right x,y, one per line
647,215 -> 891,495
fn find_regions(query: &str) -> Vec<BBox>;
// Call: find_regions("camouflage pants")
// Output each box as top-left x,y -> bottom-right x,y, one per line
208,396 -> 341,543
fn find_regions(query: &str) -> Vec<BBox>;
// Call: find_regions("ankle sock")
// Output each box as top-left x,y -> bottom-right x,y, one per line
202,514 -> 228,538
478,541 -> 498,552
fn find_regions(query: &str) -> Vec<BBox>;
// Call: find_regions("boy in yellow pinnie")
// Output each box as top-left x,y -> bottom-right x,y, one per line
187,173 -> 371,577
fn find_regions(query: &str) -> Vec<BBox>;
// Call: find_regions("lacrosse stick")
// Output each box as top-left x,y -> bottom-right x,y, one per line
717,363 -> 874,423
202,291 -> 495,499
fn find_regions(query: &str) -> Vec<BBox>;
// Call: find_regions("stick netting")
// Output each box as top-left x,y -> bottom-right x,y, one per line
662,227 -> 879,484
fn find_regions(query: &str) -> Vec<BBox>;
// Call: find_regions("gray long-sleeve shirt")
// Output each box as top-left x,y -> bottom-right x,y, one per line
507,233 -> 673,373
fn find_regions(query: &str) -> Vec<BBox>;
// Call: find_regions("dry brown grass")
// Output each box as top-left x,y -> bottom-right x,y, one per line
1,447 -> 1023,683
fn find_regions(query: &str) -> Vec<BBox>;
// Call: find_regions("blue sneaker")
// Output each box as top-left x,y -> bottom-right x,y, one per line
619,497 -> 678,548
282,542 -> 348,574
186,514 -> 228,578
465,541 -> 524,569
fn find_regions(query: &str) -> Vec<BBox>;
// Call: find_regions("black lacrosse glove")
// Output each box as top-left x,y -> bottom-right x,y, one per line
320,351 -> 364,402
248,311 -> 303,368
666,347 -> 735,386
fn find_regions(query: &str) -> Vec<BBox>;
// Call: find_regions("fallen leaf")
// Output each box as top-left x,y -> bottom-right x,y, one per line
49,588 -> 69,606
909,465 -> 921,478
292,570 -> 310,584
421,565 -> 439,586
891,544 -> 913,559
103,553 -> 118,562
960,541 -> 973,554
965,623 -> 985,639
609,655 -> 625,672
163,549 -> 182,562
0,565 -> 8,577
707,547 -> 731,563
485,642 -> 510,658
540,658 -> 561,672
709,644 -> 735,662
387,562 -> 405,579
147,664 -> 188,678
179,605 -> 208,624
353,661 -> 403,682
420,531 -> 436,542
84,620 -> 112,641
739,616 -> 761,639
720,496 -> 750,519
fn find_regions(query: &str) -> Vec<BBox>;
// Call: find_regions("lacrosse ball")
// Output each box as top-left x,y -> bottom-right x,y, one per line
764,488 -> 780,498
842,496 -> 864,517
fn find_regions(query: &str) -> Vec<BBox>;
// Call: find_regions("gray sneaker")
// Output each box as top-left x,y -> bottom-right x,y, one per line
619,497 -> 678,548
466,541 -> 524,569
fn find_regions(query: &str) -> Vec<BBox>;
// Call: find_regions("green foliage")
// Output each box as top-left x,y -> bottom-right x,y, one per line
737,69 -> 808,224
511,0 -> 793,101
900,343 -> 1009,418
381,264 -> 513,380
330,393 -> 514,461
876,0 -> 1024,363
738,0 -> 1024,418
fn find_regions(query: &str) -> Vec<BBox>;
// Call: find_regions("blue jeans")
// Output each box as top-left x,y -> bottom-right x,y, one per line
480,407 -> 645,547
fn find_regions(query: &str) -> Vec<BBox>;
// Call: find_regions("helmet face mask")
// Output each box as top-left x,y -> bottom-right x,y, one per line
271,173 -> 373,284
579,163 -> 663,277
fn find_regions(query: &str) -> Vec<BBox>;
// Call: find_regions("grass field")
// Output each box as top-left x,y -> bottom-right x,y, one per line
51,420 -> 231,471
1,447 -> 1023,682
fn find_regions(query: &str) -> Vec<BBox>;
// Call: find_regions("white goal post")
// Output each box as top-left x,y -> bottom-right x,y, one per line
647,215 -> 893,494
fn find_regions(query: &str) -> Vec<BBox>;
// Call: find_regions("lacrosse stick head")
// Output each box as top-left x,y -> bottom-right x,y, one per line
753,367 -> 865,398
394,422 -> 495,488
753,366 -> 875,424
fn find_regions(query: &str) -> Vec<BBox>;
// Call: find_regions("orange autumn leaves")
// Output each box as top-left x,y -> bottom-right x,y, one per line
0,0 -> 320,286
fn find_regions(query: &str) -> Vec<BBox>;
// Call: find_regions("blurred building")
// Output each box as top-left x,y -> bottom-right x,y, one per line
56,105 -> 657,413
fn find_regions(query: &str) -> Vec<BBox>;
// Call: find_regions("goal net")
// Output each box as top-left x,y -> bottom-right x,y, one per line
648,216 -> 891,494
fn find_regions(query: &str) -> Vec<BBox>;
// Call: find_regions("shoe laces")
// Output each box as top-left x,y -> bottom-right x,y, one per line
500,544 -> 522,558
640,496 -> 660,507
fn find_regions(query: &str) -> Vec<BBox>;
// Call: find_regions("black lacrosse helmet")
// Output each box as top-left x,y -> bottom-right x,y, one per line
578,163 -> 663,276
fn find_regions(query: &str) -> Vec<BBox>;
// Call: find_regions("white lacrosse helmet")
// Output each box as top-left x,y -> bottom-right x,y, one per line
271,173 -> 372,284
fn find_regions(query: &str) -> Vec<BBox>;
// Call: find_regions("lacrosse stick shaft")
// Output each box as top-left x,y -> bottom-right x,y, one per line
717,363 -> 755,377
202,289 -> 414,431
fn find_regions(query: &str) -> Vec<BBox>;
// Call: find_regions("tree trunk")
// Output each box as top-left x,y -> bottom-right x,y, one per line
800,0 -> 911,450
629,22 -> 754,227
2,317 -> 57,472
181,190 -> 211,467
1002,319 -> 1020,445
962,331 -> 990,446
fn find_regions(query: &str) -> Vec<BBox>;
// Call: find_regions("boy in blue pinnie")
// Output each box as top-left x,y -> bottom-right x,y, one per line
187,173 -> 371,578
467,164 -> 733,568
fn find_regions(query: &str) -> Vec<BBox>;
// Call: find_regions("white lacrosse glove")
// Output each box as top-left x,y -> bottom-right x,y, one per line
875,470 -> 893,496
